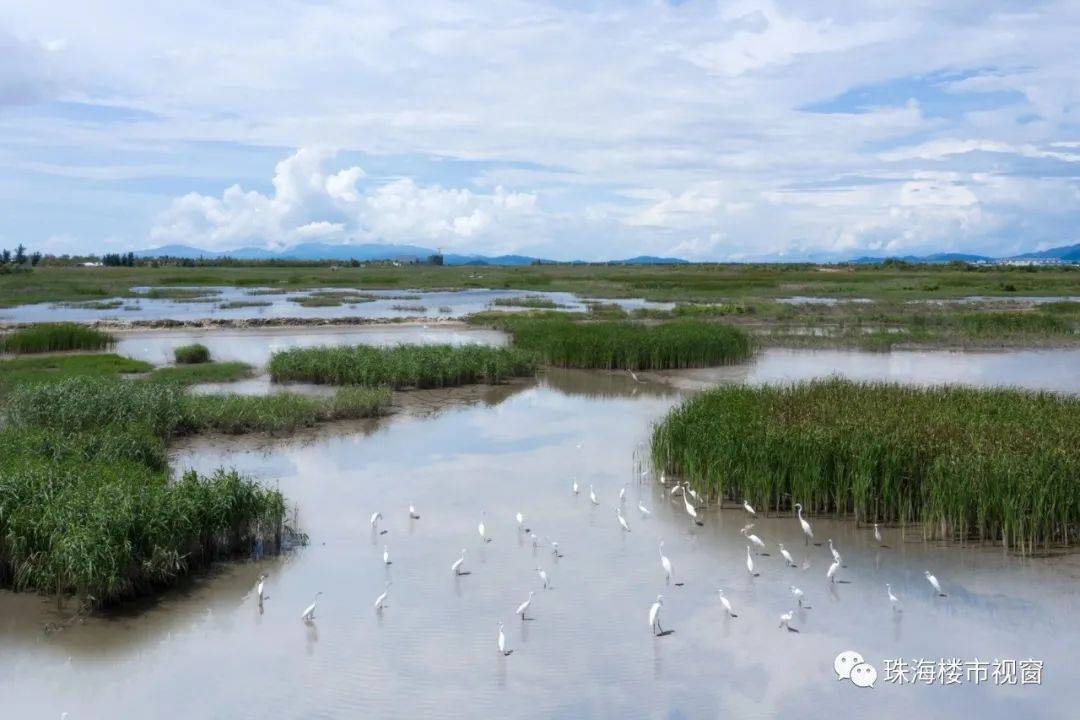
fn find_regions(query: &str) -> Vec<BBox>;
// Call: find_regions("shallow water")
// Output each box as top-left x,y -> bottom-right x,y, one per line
1,365 -> 1076,719
115,323 -> 508,366
0,287 -> 671,324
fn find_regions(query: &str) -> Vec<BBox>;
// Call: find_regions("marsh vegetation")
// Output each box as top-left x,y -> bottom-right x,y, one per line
0,323 -> 114,354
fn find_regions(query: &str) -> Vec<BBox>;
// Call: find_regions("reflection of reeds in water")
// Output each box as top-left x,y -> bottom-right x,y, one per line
651,378 -> 1080,552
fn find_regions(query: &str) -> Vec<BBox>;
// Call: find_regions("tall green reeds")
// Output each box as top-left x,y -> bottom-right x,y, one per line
174,342 -> 211,364
502,317 -> 752,370
268,344 -> 537,388
651,379 -> 1080,551
0,323 -> 114,354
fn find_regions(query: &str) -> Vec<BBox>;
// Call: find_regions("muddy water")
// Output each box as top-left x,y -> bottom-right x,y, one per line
114,323 -> 508,366
1,365 -> 1076,719
0,287 -> 671,324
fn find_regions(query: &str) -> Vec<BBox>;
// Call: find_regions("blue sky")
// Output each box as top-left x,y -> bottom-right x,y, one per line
0,1 -> 1077,261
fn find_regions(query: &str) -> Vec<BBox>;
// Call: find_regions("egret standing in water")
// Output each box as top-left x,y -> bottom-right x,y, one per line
874,523 -> 883,545
537,566 -> 550,589
572,479 -> 579,495
790,585 -> 809,608
826,559 -> 840,583
374,581 -> 391,612
550,541 -> 563,559
409,503 -> 421,520
742,527 -> 767,554
301,592 -> 322,622
794,503 -> 813,545
649,595 -> 666,636
370,511 -> 386,535
617,508 -> 632,532
638,500 -> 651,517
516,512 -> 529,533
516,591 -> 535,620
451,548 -> 469,576
778,543 -> 796,567
497,622 -> 512,656
383,544 -> 392,566
828,539 -> 842,564
589,485 -> 600,506
717,589 -> 738,618
743,500 -> 756,516
779,610 -> 798,632
478,511 -> 491,543
886,583 -> 903,611
659,541 -> 676,585
746,546 -> 759,577
255,573 -> 268,604
619,485 -> 627,503
683,493 -> 703,526
925,570 -> 947,596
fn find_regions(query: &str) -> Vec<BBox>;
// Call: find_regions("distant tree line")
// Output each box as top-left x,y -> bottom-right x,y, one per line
0,244 -> 42,271
102,252 -> 137,267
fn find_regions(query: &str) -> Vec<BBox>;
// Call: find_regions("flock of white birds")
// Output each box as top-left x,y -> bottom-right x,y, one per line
255,468 -> 951,656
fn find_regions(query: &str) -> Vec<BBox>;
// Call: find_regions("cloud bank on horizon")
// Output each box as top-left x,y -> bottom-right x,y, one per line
0,1 -> 1077,261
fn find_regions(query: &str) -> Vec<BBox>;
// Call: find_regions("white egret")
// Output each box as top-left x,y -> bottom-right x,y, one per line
589,485 -> 599,506
779,610 -> 798,632
617,508 -> 632,533
301,592 -> 322,622
516,591 -> 535,620
790,585 -> 807,608
255,573 -> 268,603
683,493 -> 703,526
383,544 -> 392,566
745,546 -> 758,576
374,581 -> 391,611
778,543 -> 796,567
685,486 -> 702,504
826,559 -> 839,583
659,472 -> 667,486
924,570 -> 947,596
619,485 -> 627,503
828,539 -> 841,564
572,479 -> 579,495
669,483 -> 684,498
516,512 -> 528,532
551,541 -> 563,559
370,511 -> 386,535
478,510 -> 491,543
627,369 -> 642,383
497,621 -> 512,656
537,567 -> 550,589
409,503 -> 421,520
743,499 -> 756,516
794,503 -> 814,545
659,541 -> 674,583
886,583 -> 902,611
873,523 -> 883,544
451,548 -> 469,575
717,589 -> 738,618
649,595 -> 666,635
741,527 -> 767,554
638,500 -> 651,517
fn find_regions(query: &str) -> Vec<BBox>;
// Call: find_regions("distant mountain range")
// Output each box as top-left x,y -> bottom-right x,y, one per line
134,241 -> 1079,265
133,243 -> 689,266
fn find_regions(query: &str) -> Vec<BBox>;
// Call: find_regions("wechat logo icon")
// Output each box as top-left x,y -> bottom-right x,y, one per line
835,650 -> 877,688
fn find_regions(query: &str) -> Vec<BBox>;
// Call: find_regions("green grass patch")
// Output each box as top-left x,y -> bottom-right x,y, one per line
142,287 -> 220,300
0,353 -> 153,395
217,300 -> 273,309
174,343 -> 211,364
500,317 -> 753,370
651,379 -> 1080,551
0,323 -> 114,354
149,361 -> 253,385
269,344 -> 537,388
491,296 -> 566,309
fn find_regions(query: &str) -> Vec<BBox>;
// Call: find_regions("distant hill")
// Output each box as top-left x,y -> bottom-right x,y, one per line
1010,243 -> 1080,262
134,242 -> 693,266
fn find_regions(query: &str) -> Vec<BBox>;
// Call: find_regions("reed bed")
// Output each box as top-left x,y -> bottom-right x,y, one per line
501,317 -> 753,370
0,323 -> 114,354
149,361 -> 253,385
651,379 -> 1080,551
491,296 -> 565,309
174,342 -> 211,364
4,377 -> 391,438
268,344 -> 537,388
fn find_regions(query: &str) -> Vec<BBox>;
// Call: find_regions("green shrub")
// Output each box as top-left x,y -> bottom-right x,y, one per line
174,343 -> 211,364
